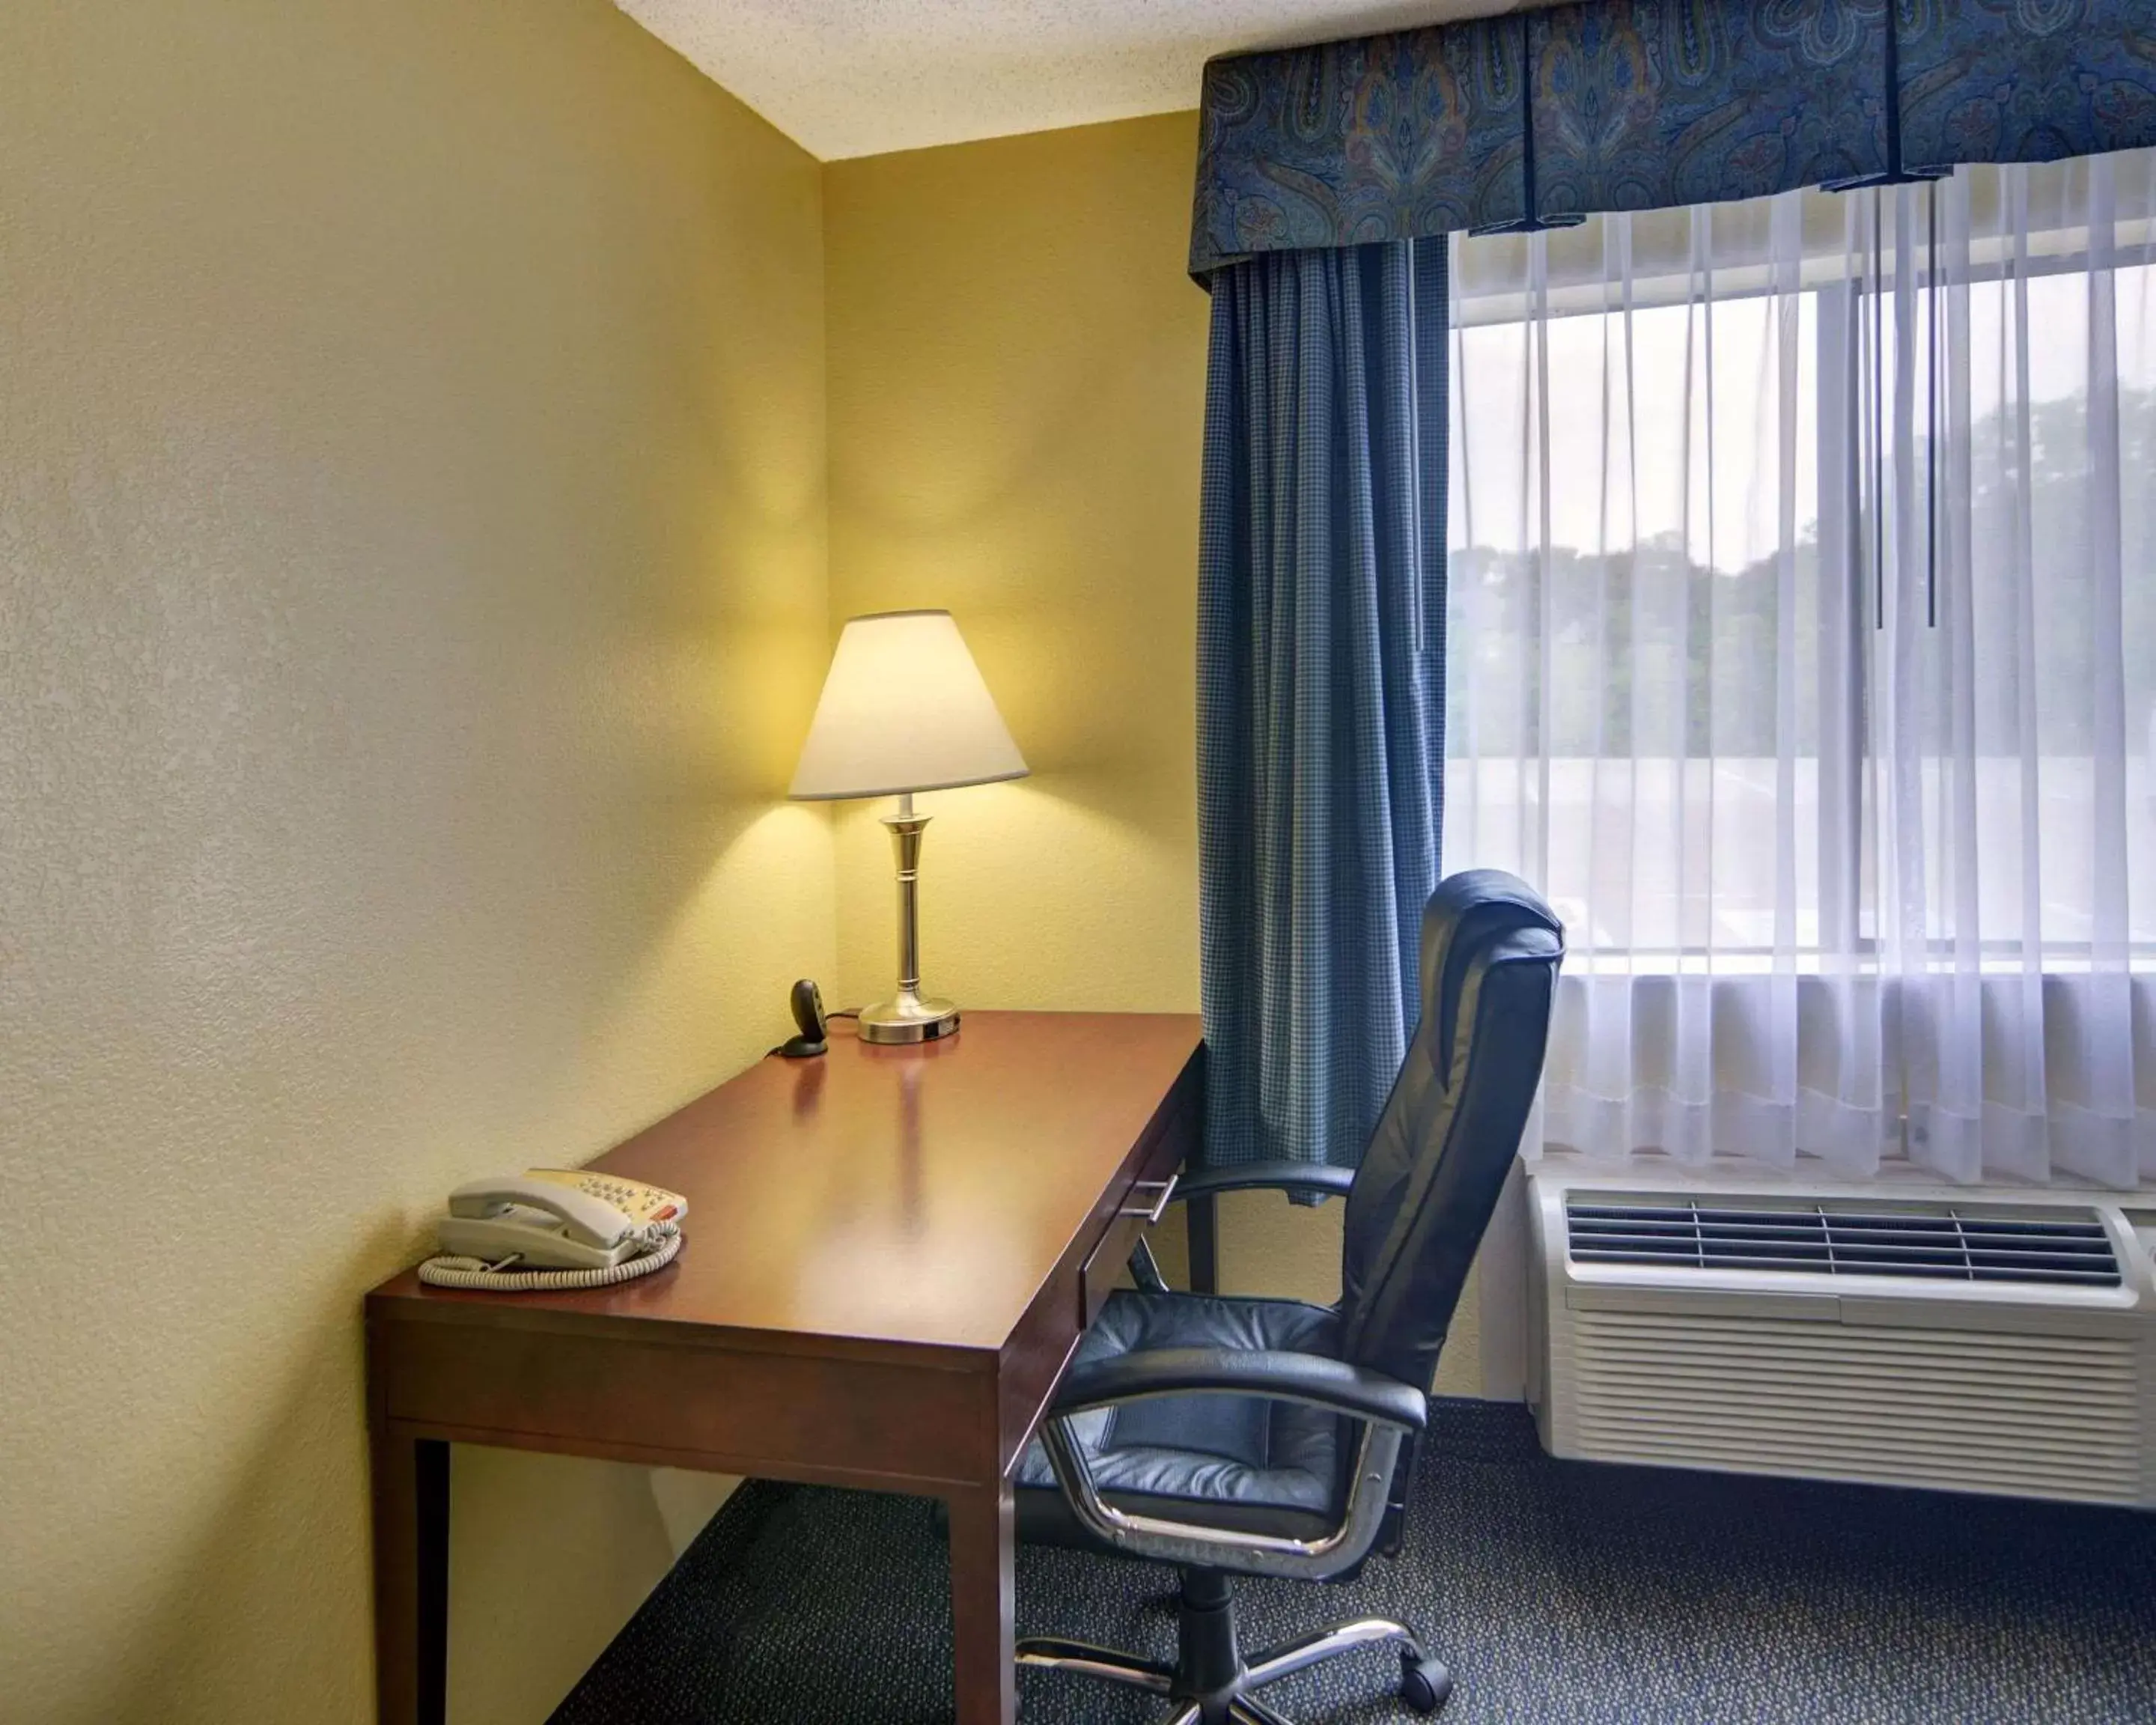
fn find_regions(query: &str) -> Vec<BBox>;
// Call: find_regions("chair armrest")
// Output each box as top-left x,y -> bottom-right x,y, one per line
1051,1346 -> 1428,1433
1171,1161 -> 1355,1202
1036,1348 -> 1421,1579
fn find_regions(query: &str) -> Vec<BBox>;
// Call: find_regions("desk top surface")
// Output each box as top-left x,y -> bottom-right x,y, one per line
367,1010 -> 1202,1357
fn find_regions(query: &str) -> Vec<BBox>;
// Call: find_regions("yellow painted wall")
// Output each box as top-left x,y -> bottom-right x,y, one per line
823,117 -> 1209,1023
0,1 -> 828,1721
821,118 -> 1483,1377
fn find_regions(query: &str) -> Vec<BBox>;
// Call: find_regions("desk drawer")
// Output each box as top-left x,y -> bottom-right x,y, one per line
1079,1171 -> 1178,1327
1073,1059 -> 1196,1327
994,1039 -> 1204,1473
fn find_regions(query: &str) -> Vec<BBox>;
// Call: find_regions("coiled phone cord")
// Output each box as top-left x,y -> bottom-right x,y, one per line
417,1223 -> 683,1292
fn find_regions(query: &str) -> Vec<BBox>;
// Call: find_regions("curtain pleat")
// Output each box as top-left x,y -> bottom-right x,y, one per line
1197,240 -> 1449,1169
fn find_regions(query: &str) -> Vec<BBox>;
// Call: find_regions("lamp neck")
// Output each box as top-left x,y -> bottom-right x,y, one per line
850,786 -> 958,1043
880,793 -> 931,1002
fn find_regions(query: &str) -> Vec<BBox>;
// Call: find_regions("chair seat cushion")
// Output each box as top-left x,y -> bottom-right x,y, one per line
1016,1289 -> 1349,1551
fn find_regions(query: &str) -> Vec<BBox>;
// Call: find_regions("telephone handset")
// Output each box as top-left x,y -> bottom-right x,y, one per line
419,1169 -> 689,1292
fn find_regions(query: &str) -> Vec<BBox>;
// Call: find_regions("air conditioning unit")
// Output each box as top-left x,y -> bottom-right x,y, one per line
1528,1171 -> 2156,1506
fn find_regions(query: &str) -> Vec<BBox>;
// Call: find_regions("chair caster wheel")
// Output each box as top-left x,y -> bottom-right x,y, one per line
1401,1653 -> 1452,1715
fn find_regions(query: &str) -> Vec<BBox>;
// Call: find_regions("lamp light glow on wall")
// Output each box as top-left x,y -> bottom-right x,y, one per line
790,609 -> 1027,1044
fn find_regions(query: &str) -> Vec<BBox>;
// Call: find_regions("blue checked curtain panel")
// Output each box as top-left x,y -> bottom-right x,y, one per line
1196,238 -> 1450,1169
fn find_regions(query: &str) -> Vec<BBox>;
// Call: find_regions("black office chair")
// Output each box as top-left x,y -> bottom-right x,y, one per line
1014,870 -> 1564,1725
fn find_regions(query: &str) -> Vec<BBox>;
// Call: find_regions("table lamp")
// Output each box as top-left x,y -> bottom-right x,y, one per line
790,609 -> 1028,1044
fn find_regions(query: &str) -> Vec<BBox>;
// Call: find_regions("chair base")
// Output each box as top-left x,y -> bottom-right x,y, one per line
1017,1568 -> 1450,1725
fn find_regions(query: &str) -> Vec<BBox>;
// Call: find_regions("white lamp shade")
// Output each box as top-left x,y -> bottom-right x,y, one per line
789,609 -> 1029,800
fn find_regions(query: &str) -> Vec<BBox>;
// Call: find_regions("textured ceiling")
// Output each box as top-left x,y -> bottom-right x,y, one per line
615,0 -> 1522,162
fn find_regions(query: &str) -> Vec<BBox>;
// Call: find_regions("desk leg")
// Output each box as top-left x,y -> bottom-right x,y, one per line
945,1479 -> 1016,1725
371,1427 -> 449,1725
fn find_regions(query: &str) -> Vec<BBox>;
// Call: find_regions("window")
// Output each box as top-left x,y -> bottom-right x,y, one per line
1440,157 -> 2156,1184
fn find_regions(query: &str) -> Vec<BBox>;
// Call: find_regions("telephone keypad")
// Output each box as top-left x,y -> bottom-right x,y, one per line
520,1167 -> 687,1225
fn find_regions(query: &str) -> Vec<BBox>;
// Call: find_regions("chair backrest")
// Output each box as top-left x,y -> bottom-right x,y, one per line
1336,869 -> 1565,1390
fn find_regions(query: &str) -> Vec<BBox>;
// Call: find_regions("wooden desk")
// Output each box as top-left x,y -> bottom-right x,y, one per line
365,1010 -> 1204,1725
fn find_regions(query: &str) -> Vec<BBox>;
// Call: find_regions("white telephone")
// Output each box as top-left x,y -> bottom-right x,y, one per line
418,1169 -> 689,1292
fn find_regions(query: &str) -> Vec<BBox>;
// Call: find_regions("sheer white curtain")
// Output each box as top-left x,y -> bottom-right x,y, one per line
1445,149 -> 2156,1189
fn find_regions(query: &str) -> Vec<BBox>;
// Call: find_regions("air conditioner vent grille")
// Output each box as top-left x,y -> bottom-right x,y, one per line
1564,1309 -> 2143,1503
1566,1199 -> 2121,1286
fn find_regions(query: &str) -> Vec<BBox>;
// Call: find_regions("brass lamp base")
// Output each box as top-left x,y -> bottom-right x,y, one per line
862,791 -> 960,1045
858,992 -> 960,1045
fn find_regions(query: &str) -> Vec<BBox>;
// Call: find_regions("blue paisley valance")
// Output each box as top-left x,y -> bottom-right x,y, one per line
1190,0 -> 2156,275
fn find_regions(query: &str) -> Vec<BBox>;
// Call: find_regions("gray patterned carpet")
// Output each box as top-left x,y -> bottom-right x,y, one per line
552,1399 -> 2156,1724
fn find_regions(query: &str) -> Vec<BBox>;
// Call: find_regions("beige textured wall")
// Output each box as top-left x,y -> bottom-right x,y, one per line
0,2 -> 829,1721
2,44 -> 1504,1725
822,116 -> 1482,1384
